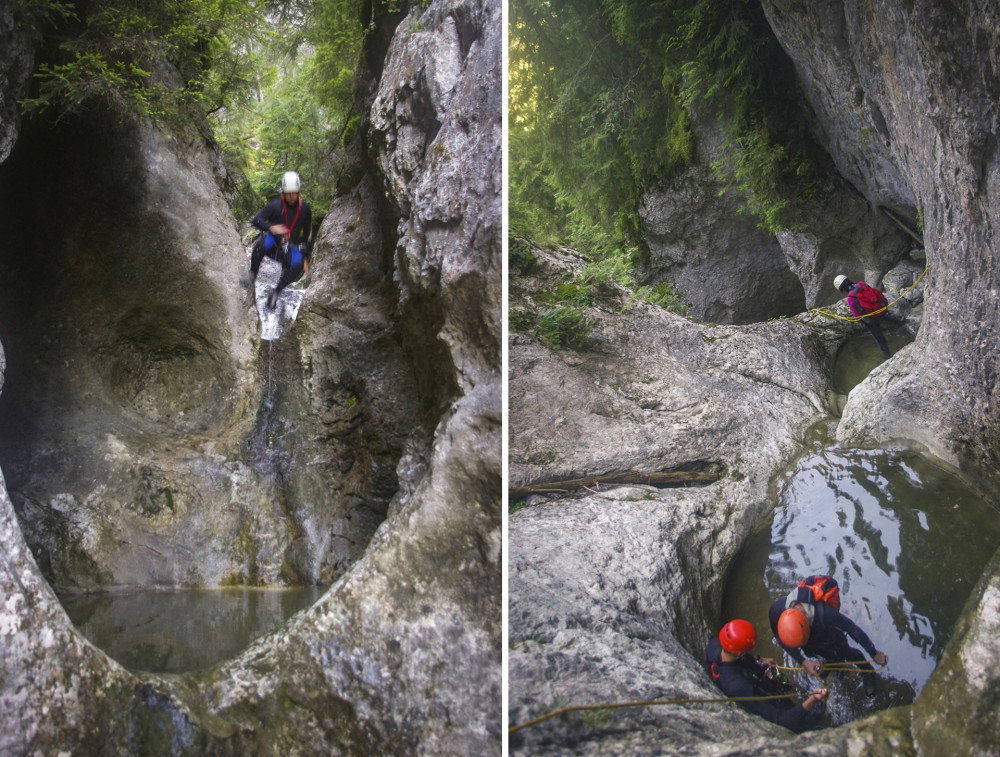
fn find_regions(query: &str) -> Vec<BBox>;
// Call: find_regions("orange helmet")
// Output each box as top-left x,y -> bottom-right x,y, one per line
719,619 -> 757,654
777,608 -> 810,647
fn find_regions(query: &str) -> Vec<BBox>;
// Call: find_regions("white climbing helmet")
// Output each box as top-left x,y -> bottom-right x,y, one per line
281,171 -> 301,194
834,274 -> 849,291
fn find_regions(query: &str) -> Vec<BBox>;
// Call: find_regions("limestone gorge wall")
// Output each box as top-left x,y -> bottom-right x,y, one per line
0,0 -> 500,753
761,0 -> 1000,477
510,0 -> 1000,754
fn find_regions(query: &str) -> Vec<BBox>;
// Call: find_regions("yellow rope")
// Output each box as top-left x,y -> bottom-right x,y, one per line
776,661 -> 886,674
508,692 -> 804,735
809,265 -> 929,322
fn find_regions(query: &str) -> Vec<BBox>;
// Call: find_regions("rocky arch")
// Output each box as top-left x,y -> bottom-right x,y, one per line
0,0 -> 501,753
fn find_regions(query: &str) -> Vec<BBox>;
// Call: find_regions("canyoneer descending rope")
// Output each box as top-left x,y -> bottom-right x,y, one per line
832,274 -> 904,358
808,266 -> 928,358
769,575 -> 888,696
242,170 -> 314,311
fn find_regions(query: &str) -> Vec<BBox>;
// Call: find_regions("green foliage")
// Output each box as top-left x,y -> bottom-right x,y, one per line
533,306 -> 593,349
509,237 -> 539,275
20,1 -> 366,224
509,0 -> 665,259
509,0 -> 822,265
536,282 -> 593,307
509,308 -> 536,333
578,255 -> 632,292
210,0 -> 365,221
711,120 -> 813,233
630,280 -> 689,315
21,0 -> 265,124
9,0 -> 74,40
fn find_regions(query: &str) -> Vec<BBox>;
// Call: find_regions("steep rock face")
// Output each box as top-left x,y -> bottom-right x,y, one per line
0,5 -> 32,163
639,51 -> 910,323
190,2 -> 502,750
0,115 -> 267,589
0,0 -> 500,753
511,1 -> 1000,753
640,103 -> 807,324
641,166 -> 806,324
370,0 -> 502,398
760,0 -> 1000,483
773,187 -> 913,307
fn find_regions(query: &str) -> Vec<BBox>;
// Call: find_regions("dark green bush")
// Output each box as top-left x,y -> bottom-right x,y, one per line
533,306 -> 593,349
509,237 -> 539,275
631,281 -> 689,315
509,308 -> 536,333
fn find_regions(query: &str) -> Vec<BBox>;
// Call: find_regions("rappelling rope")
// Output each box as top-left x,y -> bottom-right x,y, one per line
509,660 -> 888,734
808,265 -> 930,322
508,692 -> 805,735
776,661 -> 887,674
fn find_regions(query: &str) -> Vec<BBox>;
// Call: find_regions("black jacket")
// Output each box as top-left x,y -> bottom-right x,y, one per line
768,597 -> 878,663
705,638 -> 820,733
251,196 -> 313,256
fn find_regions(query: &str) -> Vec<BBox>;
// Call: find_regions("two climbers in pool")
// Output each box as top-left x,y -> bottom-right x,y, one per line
241,171 -> 314,309
706,575 -> 887,733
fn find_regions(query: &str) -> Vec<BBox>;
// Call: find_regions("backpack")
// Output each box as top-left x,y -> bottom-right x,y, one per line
853,282 -> 888,317
796,575 -> 841,612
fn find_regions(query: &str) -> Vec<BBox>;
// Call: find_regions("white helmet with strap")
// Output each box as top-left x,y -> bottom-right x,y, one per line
281,171 -> 301,193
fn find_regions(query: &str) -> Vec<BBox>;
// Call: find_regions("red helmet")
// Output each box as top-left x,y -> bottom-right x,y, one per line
719,619 -> 757,654
777,608 -> 811,648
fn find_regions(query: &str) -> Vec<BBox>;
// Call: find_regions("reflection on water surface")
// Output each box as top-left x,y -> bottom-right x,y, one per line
722,422 -> 1000,725
60,586 -> 323,673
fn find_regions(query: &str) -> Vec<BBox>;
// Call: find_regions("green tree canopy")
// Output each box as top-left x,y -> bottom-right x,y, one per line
17,0 -> 372,223
509,0 -> 818,266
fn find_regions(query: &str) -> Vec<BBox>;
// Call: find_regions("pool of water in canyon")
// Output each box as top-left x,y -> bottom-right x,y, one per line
832,331 -> 913,395
59,585 -> 323,674
721,419 -> 1000,726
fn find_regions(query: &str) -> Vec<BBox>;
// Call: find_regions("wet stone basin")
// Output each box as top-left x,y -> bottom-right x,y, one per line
833,331 -> 913,395
721,420 -> 1000,726
59,586 -> 323,674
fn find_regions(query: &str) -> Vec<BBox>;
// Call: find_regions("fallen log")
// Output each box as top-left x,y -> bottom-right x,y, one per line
879,206 -> 924,246
509,470 -> 721,500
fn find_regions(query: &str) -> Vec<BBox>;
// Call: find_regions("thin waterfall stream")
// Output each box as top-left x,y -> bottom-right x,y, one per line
267,338 -> 273,409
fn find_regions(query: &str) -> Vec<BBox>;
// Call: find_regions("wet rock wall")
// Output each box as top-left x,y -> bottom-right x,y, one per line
0,0 -> 501,752
511,0 -> 1000,753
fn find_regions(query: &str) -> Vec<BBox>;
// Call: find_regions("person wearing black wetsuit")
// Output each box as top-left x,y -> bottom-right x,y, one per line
706,619 -> 827,734
769,585 -> 887,695
244,170 -> 313,308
